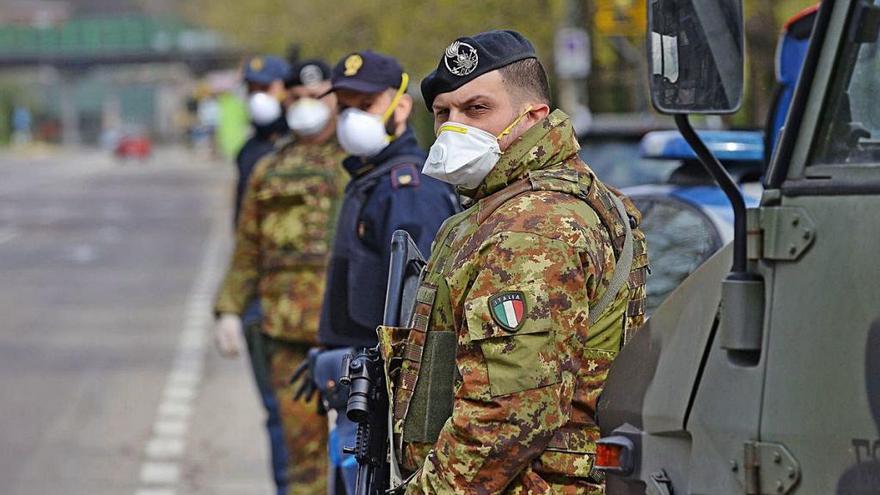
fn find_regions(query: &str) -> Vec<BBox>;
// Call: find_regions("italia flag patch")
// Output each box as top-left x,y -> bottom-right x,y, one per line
489,291 -> 526,332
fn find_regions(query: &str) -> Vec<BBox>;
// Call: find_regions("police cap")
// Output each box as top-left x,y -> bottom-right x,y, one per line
287,59 -> 332,88
420,30 -> 537,111
243,55 -> 291,85
327,50 -> 405,95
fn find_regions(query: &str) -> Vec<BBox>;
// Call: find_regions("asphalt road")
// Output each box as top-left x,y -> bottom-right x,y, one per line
0,148 -> 273,495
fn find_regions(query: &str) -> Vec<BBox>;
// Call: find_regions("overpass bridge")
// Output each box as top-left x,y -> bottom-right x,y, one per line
0,15 -> 241,144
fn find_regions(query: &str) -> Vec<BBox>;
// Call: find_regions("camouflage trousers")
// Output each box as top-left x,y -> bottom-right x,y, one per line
251,330 -> 328,495
504,472 -> 604,494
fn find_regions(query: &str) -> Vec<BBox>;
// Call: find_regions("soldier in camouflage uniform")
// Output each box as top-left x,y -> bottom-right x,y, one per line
214,59 -> 346,495
380,31 -> 648,494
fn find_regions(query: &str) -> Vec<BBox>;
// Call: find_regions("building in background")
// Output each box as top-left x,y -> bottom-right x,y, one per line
0,0 -> 240,147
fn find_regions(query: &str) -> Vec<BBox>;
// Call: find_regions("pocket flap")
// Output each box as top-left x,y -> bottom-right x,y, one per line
532,448 -> 596,479
464,281 -> 560,397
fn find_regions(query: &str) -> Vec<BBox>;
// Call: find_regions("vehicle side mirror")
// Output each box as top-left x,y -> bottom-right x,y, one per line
648,0 -> 745,114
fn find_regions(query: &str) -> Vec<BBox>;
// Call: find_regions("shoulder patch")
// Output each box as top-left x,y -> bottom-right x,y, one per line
390,163 -> 421,190
489,291 -> 526,333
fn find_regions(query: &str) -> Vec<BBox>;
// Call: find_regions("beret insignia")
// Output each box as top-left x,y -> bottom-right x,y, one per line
444,41 -> 479,77
299,64 -> 323,86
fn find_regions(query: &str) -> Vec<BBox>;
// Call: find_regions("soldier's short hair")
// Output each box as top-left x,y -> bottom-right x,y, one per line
499,58 -> 551,106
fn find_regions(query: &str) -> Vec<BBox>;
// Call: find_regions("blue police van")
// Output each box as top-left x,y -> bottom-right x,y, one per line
589,5 -> 817,314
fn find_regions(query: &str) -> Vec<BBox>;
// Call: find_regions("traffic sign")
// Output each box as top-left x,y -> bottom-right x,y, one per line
554,27 -> 591,79
595,0 -> 647,37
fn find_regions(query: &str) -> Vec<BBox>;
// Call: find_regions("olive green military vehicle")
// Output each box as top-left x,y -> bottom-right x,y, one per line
594,1 -> 880,494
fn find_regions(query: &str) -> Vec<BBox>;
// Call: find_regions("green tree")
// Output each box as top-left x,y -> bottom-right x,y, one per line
185,0 -> 564,83
187,0 -> 820,126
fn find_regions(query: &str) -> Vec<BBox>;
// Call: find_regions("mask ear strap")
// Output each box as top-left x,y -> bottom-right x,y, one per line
381,73 -> 409,124
496,105 -> 533,140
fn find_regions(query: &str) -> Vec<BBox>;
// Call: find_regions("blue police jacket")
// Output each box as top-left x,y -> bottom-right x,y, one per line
318,127 -> 459,348
234,134 -> 276,223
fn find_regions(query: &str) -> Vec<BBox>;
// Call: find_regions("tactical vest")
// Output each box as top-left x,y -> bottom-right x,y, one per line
379,166 -> 649,472
235,141 -> 345,344
319,154 -> 425,348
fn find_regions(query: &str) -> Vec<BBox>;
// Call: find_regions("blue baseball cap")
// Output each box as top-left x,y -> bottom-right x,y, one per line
327,50 -> 405,95
243,55 -> 291,85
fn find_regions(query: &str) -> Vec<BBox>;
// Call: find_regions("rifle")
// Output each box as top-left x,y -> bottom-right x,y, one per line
340,230 -> 426,495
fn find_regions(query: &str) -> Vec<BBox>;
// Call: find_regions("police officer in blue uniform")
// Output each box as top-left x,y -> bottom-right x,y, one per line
214,54 -> 291,495
233,55 -> 292,221
299,50 -> 459,494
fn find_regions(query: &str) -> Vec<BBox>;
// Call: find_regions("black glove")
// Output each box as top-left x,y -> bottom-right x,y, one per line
290,347 -> 323,402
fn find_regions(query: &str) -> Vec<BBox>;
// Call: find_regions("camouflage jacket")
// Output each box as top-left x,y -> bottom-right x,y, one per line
396,111 -> 648,494
214,139 -> 347,344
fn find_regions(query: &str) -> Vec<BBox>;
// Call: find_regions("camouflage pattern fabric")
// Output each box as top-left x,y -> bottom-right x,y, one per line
215,140 -> 347,344
214,139 -> 345,494
392,110 -> 648,494
265,342 -> 328,495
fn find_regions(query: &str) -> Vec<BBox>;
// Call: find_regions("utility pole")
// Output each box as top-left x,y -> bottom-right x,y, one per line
58,68 -> 82,147
555,0 -> 592,134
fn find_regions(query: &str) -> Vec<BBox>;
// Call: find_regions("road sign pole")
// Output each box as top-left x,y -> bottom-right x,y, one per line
555,0 -> 592,134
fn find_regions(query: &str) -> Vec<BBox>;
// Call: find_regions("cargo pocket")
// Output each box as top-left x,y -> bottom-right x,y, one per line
465,281 -> 560,398
582,347 -> 618,406
532,448 -> 596,479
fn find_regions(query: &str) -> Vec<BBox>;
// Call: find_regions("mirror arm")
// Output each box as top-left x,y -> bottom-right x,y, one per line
674,114 -> 748,274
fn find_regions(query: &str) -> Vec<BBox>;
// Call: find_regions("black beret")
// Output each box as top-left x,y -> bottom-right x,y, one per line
420,30 -> 537,111
286,59 -> 331,88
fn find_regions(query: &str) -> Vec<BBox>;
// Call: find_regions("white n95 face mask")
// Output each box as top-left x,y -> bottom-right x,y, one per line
423,106 -> 532,190
248,92 -> 282,126
286,98 -> 331,136
335,73 -> 411,157
423,123 -> 502,189
336,108 -> 389,157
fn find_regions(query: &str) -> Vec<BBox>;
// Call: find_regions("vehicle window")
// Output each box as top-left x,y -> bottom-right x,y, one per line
632,196 -> 722,314
580,139 -> 680,188
810,1 -> 880,166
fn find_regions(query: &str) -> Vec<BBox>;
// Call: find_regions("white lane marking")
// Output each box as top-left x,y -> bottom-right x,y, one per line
135,489 -> 177,495
146,437 -> 186,459
140,462 -> 181,484
135,215 -> 225,494
166,371 -> 200,386
162,385 -> 196,401
154,419 -> 188,437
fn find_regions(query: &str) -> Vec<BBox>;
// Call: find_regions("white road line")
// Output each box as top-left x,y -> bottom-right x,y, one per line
157,401 -> 193,419
135,215 -> 226,494
154,419 -> 188,437
140,462 -> 181,484
162,385 -> 197,401
146,437 -> 186,459
135,489 -> 177,495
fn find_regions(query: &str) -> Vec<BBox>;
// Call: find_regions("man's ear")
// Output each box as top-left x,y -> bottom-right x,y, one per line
527,103 -> 551,124
396,93 -> 413,122
393,94 -> 414,136
498,102 -> 553,151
